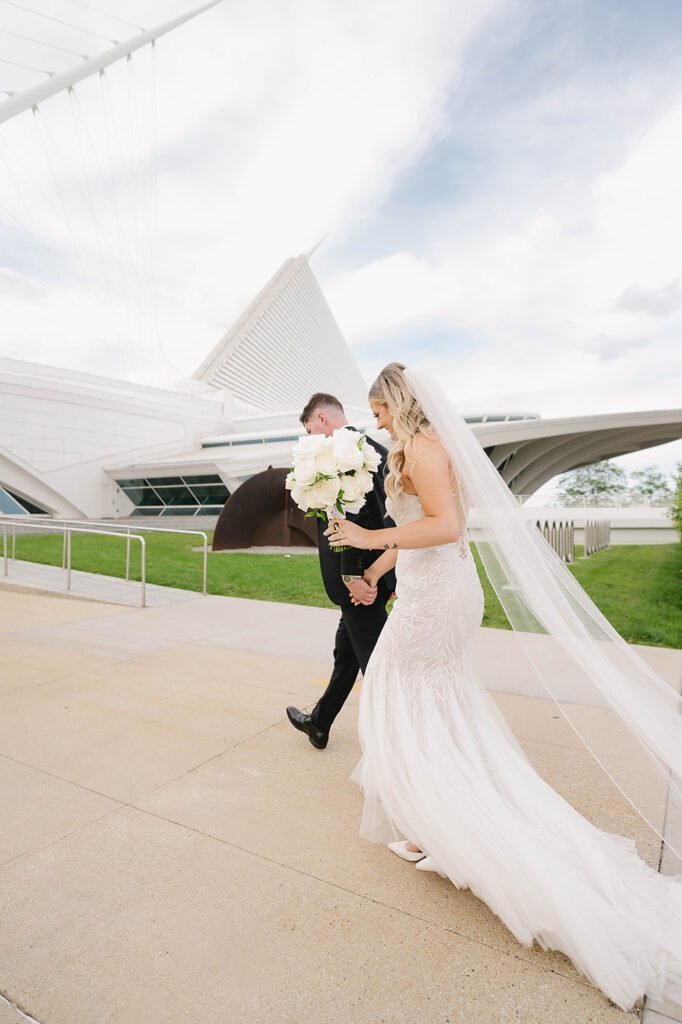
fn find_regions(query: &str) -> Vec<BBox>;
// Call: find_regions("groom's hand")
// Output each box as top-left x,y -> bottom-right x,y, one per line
347,578 -> 377,606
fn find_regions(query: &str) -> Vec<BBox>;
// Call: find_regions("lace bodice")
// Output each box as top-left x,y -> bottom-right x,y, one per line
385,489 -> 470,560
381,489 -> 484,684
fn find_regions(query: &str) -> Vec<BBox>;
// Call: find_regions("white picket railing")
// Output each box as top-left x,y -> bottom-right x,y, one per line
583,519 -> 611,556
535,520 -> 575,563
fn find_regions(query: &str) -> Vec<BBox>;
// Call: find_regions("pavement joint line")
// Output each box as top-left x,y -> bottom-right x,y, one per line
2,758 -> 589,994
129,802 -> 613,1000
1,985 -> 46,1022
0,732 -> 647,1012
130,702 -> 319,802
0,696 -> 317,816
0,704 -> 319,869
0,750 -> 128,807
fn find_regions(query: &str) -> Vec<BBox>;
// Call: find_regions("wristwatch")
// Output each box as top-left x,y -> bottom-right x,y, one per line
342,574 -> 362,585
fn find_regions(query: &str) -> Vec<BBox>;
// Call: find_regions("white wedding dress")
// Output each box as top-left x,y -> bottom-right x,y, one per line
350,489 -> 682,1011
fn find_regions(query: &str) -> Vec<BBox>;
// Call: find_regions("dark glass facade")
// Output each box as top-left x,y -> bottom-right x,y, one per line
0,487 -> 47,515
115,475 -> 230,517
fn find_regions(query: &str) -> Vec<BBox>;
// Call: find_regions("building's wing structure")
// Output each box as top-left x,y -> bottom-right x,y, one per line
193,255 -> 368,414
477,410 -> 682,495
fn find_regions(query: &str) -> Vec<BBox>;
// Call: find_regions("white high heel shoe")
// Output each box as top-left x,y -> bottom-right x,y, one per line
415,856 -> 447,878
388,840 -> 425,862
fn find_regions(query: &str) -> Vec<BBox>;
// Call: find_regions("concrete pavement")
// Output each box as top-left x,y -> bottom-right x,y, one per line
1,583 -> 681,1023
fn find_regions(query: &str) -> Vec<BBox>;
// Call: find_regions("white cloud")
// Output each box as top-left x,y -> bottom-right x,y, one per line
0,0 -> 506,381
615,277 -> 682,317
326,94 -> 682,428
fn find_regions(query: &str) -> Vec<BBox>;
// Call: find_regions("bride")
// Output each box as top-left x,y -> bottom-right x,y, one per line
325,361 -> 682,1011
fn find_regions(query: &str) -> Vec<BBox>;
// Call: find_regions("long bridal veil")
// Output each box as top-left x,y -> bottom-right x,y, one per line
404,367 -> 682,861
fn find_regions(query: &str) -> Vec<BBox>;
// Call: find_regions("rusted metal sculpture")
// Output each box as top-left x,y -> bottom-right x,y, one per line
212,466 -> 318,551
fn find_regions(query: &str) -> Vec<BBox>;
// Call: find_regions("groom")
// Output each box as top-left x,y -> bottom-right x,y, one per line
286,392 -> 396,750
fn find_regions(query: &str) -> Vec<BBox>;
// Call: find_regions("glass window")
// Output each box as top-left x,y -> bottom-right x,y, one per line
121,486 -> 163,507
190,482 -> 229,503
150,486 -> 198,506
118,475 -> 229,515
0,488 -> 27,514
10,491 -> 46,515
0,488 -> 47,515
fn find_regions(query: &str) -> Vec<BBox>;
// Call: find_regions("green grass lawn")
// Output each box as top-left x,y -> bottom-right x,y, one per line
8,531 -> 681,649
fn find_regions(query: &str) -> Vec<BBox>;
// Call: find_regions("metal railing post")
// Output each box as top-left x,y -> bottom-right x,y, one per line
2,522 -> 7,576
11,522 -> 16,559
66,529 -> 72,591
0,517 -> 209,599
140,537 -> 146,607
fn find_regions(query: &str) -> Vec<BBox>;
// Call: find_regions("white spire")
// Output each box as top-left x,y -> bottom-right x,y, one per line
193,254 -> 368,414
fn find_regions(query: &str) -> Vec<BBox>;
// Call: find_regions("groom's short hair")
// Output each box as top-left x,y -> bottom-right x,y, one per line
300,393 -> 345,425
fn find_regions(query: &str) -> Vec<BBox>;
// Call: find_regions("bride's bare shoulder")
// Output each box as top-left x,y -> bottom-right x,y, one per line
406,432 -> 447,462
405,433 -> 450,480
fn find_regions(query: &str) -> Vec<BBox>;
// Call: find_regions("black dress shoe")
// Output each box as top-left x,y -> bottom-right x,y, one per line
286,706 -> 329,749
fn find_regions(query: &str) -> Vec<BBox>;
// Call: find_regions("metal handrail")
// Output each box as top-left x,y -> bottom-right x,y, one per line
1,520 -> 146,607
2,516 -> 208,595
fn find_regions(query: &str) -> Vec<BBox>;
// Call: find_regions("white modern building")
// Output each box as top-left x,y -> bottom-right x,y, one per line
1,254 -> 681,523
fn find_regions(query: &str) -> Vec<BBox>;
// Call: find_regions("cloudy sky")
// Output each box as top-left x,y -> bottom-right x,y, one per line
0,0 -> 680,488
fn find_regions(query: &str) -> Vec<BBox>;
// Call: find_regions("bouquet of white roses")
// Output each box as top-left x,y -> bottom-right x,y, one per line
285,427 -> 381,552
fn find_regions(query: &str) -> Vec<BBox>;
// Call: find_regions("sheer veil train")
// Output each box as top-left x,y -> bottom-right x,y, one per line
404,367 -> 682,860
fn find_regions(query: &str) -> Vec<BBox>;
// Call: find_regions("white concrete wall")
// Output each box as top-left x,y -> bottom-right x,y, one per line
528,505 -> 677,545
0,361 -> 234,518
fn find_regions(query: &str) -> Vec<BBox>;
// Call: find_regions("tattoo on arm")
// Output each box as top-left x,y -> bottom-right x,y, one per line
383,541 -> 399,550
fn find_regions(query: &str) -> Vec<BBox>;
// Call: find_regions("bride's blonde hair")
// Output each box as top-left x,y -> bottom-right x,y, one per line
368,362 -> 437,500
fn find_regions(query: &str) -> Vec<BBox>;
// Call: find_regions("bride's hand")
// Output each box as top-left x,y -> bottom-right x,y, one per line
324,518 -> 371,549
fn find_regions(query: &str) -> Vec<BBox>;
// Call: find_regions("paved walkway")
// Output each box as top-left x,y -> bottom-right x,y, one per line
1,578 -> 681,1023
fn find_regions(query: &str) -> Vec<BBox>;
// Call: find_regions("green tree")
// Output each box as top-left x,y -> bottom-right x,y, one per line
557,460 -> 628,503
629,466 -> 673,501
669,463 -> 682,539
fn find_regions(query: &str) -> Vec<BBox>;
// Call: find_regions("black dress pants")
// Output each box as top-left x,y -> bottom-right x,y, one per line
310,599 -> 388,734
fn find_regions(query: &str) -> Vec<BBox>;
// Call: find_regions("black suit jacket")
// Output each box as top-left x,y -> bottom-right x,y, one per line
317,431 -> 397,607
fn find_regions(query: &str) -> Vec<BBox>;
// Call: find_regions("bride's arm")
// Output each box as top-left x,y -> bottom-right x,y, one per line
363,548 -> 398,587
327,435 -> 462,552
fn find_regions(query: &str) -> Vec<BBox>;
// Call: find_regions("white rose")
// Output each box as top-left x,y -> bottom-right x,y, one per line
292,433 -> 326,459
361,438 -> 381,472
332,428 -> 364,472
354,468 -> 374,494
313,441 -> 340,477
308,475 -> 341,512
342,497 -> 365,515
339,472 -> 366,505
293,456 -> 317,486
285,470 -> 295,490
290,482 -> 311,511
